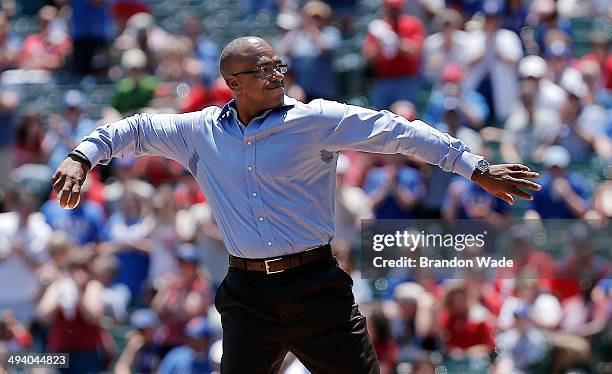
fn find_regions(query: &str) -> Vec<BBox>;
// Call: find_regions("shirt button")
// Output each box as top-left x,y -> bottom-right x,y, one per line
268,242 -> 272,246
252,192 -> 257,197
259,217 -> 264,221
248,166 -> 253,171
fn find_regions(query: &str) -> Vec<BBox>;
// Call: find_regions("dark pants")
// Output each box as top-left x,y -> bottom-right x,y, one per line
215,257 -> 380,374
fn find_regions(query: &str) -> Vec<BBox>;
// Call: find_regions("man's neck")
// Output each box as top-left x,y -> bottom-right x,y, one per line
234,99 -> 278,126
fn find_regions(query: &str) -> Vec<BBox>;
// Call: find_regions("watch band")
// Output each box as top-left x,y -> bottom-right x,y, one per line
68,149 -> 92,170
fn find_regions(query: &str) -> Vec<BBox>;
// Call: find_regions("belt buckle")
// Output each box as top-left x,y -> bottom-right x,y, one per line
264,257 -> 284,274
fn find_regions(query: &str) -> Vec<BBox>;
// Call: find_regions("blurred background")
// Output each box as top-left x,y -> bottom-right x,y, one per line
0,0 -> 610,373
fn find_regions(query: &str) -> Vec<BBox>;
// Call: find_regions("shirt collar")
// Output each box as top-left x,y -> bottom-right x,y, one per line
217,95 -> 298,122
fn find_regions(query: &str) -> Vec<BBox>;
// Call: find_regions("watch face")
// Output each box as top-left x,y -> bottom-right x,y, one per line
477,159 -> 489,172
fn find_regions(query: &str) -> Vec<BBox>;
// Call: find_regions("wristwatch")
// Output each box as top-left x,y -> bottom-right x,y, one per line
475,159 -> 490,174
68,149 -> 92,170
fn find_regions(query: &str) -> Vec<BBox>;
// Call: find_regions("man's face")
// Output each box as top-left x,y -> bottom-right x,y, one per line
227,42 -> 285,109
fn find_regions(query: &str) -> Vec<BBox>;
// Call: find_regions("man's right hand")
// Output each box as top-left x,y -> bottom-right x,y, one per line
51,157 -> 90,209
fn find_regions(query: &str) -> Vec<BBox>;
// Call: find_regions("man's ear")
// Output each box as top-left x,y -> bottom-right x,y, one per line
225,76 -> 241,92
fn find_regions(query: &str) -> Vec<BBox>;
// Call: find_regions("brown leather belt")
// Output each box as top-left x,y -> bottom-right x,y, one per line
229,244 -> 332,274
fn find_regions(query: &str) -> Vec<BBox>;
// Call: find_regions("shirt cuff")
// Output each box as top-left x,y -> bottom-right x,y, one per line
452,151 -> 483,180
74,141 -> 103,168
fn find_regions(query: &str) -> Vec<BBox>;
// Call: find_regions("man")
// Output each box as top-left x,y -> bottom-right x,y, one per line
52,36 -> 540,373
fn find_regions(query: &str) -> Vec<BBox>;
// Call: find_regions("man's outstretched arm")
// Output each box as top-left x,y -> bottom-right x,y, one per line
51,110 -> 206,209
319,101 -> 541,204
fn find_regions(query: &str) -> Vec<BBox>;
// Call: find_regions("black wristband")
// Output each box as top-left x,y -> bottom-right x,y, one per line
68,150 -> 92,170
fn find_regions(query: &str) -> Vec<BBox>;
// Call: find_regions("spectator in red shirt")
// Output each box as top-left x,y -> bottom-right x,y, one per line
16,6 -> 71,71
582,31 -> 612,107
14,107 -> 48,167
363,0 -> 425,110
440,282 -> 494,358
37,250 -> 108,374
367,305 -> 400,374
151,244 -> 211,353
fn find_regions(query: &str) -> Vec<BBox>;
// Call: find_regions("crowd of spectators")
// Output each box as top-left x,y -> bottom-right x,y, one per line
0,0 -> 610,373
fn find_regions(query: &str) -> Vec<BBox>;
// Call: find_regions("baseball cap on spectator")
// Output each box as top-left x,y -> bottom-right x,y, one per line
542,145 -> 570,169
393,282 -> 424,303
383,0 -> 405,9
62,90 -> 87,109
302,1 -> 332,19
483,0 -> 504,17
545,40 -> 571,59
121,48 -> 147,70
441,62 -> 464,83
185,316 -> 213,339
518,55 -> 547,79
130,308 -> 160,330
560,67 -> 587,98
177,243 -> 200,264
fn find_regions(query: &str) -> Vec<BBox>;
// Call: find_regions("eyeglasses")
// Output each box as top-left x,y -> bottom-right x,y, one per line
230,63 -> 288,79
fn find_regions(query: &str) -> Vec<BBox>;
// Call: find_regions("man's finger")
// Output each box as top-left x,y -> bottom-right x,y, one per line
509,186 -> 533,201
509,171 -> 540,179
496,192 -> 514,205
52,174 -> 66,194
508,177 -> 541,191
58,180 -> 73,208
506,164 -> 531,171
66,183 -> 81,209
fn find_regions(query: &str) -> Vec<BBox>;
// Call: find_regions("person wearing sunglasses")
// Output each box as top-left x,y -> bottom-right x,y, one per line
52,36 -> 541,374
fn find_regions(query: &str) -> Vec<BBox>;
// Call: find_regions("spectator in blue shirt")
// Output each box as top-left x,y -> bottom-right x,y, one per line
276,1 -> 340,101
45,90 -> 98,171
425,63 -> 489,130
40,182 -> 105,245
70,0 -> 113,75
116,308 -> 163,374
442,175 -> 512,230
99,182 -> 152,303
158,316 -> 214,374
527,145 -> 590,219
363,156 -> 426,219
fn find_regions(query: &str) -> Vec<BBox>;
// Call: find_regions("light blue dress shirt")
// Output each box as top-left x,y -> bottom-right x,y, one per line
75,96 -> 482,258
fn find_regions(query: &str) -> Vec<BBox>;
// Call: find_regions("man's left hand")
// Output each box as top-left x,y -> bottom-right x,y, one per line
471,164 -> 541,205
